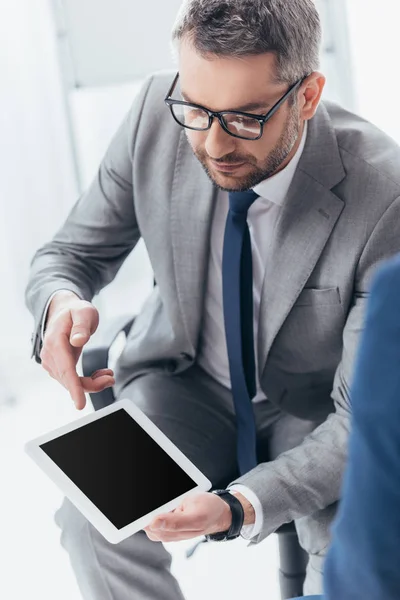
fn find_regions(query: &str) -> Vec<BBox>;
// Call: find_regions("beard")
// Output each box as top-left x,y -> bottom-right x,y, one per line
192,103 -> 302,192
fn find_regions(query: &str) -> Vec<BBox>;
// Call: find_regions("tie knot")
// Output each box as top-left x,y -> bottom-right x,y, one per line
228,190 -> 259,215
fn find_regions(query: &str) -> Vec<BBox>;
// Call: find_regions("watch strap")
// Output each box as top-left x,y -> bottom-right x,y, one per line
205,489 -> 245,542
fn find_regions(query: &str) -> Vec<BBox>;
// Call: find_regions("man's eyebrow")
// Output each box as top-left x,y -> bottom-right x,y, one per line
180,91 -> 270,113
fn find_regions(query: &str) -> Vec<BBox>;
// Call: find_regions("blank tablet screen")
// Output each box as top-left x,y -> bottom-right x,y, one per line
40,408 -> 197,529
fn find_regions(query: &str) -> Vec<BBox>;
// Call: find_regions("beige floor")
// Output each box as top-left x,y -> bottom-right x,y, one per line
0,352 -> 280,600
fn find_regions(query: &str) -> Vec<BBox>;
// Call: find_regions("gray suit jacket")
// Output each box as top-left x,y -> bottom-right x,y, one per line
26,72 -> 400,551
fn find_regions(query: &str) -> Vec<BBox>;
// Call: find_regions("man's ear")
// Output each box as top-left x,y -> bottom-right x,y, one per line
299,72 -> 326,120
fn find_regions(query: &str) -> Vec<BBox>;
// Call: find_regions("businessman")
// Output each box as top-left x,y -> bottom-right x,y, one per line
26,0 -> 400,597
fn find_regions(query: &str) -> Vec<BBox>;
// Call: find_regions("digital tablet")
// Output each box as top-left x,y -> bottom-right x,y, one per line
25,398 -> 212,544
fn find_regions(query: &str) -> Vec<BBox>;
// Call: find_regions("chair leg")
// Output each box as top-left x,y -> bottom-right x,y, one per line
278,530 -> 308,600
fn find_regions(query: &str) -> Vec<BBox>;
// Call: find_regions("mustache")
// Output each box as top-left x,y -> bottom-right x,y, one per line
197,151 -> 255,165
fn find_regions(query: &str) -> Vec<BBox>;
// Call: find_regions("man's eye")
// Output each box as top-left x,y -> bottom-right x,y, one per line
237,116 -> 253,125
230,115 -> 258,127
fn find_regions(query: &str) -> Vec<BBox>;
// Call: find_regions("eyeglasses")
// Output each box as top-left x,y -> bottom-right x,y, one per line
164,72 -> 308,141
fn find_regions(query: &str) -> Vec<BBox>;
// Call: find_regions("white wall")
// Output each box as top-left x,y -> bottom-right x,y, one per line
55,0 -> 183,86
346,0 -> 400,144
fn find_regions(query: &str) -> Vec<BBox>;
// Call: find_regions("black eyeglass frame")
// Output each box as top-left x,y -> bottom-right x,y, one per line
164,72 -> 310,141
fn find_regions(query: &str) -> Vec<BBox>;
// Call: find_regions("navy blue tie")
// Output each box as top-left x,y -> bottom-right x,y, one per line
223,190 -> 259,475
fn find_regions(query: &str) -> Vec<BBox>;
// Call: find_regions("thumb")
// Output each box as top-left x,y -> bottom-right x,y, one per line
70,317 -> 91,348
70,329 -> 90,347
70,305 -> 98,347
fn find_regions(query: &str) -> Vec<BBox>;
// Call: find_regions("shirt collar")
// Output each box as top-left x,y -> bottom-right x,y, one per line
253,121 -> 308,206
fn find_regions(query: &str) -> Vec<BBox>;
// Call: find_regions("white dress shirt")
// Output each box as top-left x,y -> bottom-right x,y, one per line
41,124 -> 307,541
198,123 -> 308,538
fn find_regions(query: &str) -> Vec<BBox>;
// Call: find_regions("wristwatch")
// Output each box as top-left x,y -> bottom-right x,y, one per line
205,489 -> 245,542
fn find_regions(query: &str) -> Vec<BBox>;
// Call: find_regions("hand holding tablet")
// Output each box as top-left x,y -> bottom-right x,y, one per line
25,399 -> 211,544
144,491 -> 233,543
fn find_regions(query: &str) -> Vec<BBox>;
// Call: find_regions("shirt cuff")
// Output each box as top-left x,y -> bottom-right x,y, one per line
228,484 -> 263,540
40,289 -> 72,342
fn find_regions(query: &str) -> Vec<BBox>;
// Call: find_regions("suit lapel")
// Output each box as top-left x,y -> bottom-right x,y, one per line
257,103 -> 346,374
170,132 -> 217,353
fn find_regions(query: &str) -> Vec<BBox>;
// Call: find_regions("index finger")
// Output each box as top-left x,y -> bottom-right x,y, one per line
57,333 -> 87,409
149,512 -> 205,532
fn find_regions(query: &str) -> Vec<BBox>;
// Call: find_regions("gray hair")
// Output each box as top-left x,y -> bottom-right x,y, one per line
172,0 -> 321,84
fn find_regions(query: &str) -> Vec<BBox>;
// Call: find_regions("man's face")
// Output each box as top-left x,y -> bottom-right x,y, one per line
178,41 -> 303,192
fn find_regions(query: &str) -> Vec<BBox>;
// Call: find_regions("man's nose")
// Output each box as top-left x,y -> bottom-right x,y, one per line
204,119 -> 236,160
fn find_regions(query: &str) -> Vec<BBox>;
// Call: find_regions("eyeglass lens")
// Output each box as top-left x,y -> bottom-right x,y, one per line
171,104 -> 262,140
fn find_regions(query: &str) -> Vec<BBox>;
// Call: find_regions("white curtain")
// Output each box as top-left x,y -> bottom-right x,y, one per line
0,0 -> 78,362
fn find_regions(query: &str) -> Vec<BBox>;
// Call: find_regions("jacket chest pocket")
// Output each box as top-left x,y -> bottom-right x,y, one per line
270,286 -> 344,372
294,286 -> 341,307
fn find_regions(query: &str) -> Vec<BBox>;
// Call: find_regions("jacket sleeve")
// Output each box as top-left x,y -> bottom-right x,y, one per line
324,253 -> 400,600
25,76 -> 154,362
229,196 -> 400,543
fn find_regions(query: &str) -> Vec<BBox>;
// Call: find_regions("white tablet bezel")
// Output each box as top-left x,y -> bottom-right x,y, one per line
25,398 -> 212,544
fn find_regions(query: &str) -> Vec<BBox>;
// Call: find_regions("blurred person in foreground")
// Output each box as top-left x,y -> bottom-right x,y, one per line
290,254 -> 400,599
26,0 -> 400,597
